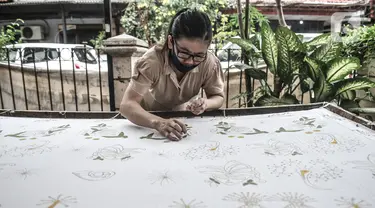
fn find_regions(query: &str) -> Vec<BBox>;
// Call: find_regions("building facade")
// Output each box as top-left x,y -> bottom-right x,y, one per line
0,0 -> 127,45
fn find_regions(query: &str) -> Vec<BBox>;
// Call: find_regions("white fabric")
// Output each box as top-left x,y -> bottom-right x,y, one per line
0,108 -> 375,207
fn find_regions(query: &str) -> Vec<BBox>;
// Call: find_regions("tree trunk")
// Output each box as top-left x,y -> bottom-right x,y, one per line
243,0 -> 253,106
244,0 -> 250,40
236,0 -> 245,39
275,0 -> 288,27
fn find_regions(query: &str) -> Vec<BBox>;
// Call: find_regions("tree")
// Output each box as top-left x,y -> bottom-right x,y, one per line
0,19 -> 23,59
120,0 -> 227,47
228,1 -> 269,106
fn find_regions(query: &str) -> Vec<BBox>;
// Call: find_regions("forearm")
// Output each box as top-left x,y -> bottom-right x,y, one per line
205,95 -> 224,110
120,101 -> 163,130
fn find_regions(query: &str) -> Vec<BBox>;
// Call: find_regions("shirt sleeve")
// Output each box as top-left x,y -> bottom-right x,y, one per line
128,57 -> 156,96
202,57 -> 225,98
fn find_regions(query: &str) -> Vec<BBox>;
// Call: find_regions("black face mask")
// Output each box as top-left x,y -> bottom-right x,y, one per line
170,49 -> 199,73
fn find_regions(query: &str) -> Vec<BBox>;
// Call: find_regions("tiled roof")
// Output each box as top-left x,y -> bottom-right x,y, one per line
0,0 -> 128,6
227,0 -> 369,7
1,0 -> 368,7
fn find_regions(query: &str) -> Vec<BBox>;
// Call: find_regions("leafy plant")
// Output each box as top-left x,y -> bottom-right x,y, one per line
216,6 -> 269,46
303,33 -> 375,105
89,30 -> 105,49
231,25 -> 375,107
340,24 -> 375,116
342,24 -> 375,68
120,0 -> 227,47
0,19 -> 23,59
223,4 -> 269,107
230,24 -> 306,107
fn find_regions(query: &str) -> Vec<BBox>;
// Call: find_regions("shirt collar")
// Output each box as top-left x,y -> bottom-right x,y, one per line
163,50 -> 173,75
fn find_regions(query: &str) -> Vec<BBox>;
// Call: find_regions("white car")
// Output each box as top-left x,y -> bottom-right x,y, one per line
2,43 -> 107,72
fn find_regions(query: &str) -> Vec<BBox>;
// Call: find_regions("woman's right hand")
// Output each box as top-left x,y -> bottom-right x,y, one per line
153,118 -> 187,141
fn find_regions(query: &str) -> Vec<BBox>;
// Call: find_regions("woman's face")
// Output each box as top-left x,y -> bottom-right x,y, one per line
168,35 -> 208,66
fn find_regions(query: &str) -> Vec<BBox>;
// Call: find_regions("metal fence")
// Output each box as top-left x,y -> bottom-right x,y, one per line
0,45 -> 111,112
0,45 -> 273,112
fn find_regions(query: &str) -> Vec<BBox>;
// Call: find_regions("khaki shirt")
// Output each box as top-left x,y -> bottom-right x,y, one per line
128,45 -> 225,111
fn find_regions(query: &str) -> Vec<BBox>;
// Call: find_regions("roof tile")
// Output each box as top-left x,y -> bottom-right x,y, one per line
227,0 -> 368,6
1,0 -> 127,5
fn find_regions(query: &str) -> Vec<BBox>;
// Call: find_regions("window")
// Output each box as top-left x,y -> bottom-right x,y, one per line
73,48 -> 97,64
8,49 -> 18,62
22,48 -> 59,63
47,49 -> 59,60
0,48 -> 18,62
23,48 -> 43,63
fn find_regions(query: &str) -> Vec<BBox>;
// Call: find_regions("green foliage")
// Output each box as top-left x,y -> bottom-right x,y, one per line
310,40 -> 342,63
213,14 -> 237,46
90,30 -> 106,49
224,5 -> 269,107
305,33 -> 331,51
304,33 -> 375,103
339,24 -> 375,115
261,23 -> 277,74
325,57 -> 360,83
254,93 -> 299,107
216,6 -> 269,46
232,63 -> 267,80
342,24 -> 375,67
0,19 -> 23,59
230,25 -> 305,107
275,26 -> 306,86
232,25 -> 375,108
120,0 -> 227,46
334,77 -> 375,96
227,38 -> 257,53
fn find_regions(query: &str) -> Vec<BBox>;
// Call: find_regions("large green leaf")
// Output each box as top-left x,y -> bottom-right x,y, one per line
326,57 -> 360,83
306,33 -> 331,48
297,34 -> 303,40
254,94 -> 299,107
340,90 -> 356,101
347,108 -> 375,114
245,68 -> 267,80
304,56 -> 323,82
334,77 -> 375,96
276,26 -> 306,85
313,73 -> 334,102
310,40 -> 342,63
261,24 -> 278,74
228,38 -> 258,52
232,63 -> 267,80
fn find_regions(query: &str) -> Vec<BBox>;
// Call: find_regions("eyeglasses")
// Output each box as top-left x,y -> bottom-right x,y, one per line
173,40 -> 207,62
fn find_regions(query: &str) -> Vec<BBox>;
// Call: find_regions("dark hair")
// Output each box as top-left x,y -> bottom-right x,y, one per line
162,8 -> 213,51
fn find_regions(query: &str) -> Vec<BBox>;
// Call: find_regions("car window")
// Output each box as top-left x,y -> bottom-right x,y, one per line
1,48 -> 19,62
47,49 -> 59,60
23,48 -> 43,63
22,47 -> 59,63
73,47 -> 97,64
60,48 -> 72,61
9,48 -> 18,62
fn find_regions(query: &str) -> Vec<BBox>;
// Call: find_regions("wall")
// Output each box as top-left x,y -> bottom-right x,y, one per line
0,17 -> 118,44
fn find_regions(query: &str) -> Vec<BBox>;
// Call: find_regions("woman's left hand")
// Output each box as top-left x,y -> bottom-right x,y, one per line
186,98 -> 207,115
